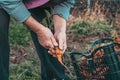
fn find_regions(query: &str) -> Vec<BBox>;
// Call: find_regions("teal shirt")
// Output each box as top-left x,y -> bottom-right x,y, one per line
0,0 -> 75,22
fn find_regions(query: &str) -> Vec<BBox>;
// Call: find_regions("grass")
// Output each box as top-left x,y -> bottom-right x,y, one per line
67,20 -> 114,36
9,45 -> 41,80
9,18 -> 41,80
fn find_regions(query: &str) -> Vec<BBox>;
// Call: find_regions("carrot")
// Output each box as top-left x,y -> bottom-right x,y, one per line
54,47 -> 73,77
114,32 -> 120,43
55,47 -> 63,55
55,47 -> 63,64
114,32 -> 120,50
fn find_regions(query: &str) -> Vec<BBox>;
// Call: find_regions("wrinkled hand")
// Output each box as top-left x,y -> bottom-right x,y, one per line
54,31 -> 67,54
23,16 -> 58,53
36,27 -> 58,49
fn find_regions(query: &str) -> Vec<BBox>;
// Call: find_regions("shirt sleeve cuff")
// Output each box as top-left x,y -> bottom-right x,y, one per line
0,1 -> 30,22
51,1 -> 72,21
9,3 -> 30,22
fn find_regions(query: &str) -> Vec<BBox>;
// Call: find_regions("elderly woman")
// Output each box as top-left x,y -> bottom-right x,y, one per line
0,0 -> 74,80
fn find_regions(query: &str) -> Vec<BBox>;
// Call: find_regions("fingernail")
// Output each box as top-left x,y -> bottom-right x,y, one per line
55,43 -> 58,46
52,54 -> 56,57
59,46 -> 63,50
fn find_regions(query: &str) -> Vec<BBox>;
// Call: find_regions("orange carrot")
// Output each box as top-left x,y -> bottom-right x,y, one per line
114,33 -> 120,50
55,47 -> 63,64
114,33 -> 120,43
54,47 -> 73,77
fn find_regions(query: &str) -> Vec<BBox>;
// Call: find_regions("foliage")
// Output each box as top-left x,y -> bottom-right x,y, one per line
9,19 -> 39,80
71,0 -> 120,27
41,10 -> 54,31
74,0 -> 120,13
10,46 -> 41,80
10,61 -> 41,80
68,21 -> 114,36
9,18 -> 32,46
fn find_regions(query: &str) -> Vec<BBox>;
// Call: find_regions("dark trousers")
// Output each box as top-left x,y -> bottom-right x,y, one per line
0,8 -> 70,80
0,9 -> 10,80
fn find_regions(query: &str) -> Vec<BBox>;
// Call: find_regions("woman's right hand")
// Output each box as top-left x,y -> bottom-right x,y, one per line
36,27 -> 58,49
23,16 -> 58,50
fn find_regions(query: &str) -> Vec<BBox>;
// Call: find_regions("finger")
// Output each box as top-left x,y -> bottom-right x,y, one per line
49,48 -> 55,54
62,40 -> 67,53
45,43 -> 50,49
58,39 -> 63,50
48,50 -> 56,57
49,42 -> 54,49
48,50 -> 53,55
51,37 -> 58,47
63,45 -> 67,53
46,41 -> 54,49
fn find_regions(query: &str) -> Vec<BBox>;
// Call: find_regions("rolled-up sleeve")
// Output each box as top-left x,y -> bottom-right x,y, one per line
0,1 -> 30,22
51,0 -> 75,21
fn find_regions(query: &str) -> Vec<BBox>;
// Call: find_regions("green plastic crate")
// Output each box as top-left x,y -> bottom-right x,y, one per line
70,38 -> 120,80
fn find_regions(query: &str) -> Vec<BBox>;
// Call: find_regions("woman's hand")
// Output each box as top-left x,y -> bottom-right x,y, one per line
53,15 -> 67,54
54,31 -> 67,54
23,16 -> 58,49
36,27 -> 58,49
48,31 -> 67,56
